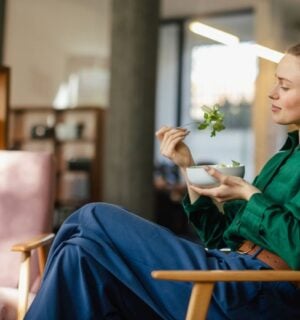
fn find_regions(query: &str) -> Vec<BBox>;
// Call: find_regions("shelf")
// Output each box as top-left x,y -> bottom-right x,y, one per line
9,106 -> 106,226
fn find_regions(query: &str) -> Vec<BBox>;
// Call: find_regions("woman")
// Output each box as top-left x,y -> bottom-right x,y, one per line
25,44 -> 300,320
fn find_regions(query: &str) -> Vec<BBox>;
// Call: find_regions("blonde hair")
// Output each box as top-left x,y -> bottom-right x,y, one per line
287,43 -> 300,57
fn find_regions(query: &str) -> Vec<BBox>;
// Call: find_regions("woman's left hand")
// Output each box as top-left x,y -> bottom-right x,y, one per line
189,166 -> 261,202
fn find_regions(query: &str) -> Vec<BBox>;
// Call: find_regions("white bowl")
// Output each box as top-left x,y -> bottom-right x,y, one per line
186,164 -> 245,187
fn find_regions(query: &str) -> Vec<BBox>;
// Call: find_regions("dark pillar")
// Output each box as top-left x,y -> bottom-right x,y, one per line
103,0 -> 160,219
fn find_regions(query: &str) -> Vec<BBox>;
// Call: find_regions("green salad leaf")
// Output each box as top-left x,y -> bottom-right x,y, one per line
231,160 -> 240,167
198,104 -> 225,137
218,160 -> 241,168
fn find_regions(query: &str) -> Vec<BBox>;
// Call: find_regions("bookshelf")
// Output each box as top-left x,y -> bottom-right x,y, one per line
9,106 -> 106,228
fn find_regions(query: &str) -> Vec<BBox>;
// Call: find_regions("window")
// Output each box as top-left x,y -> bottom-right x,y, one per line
155,12 -> 256,181
181,12 -> 256,181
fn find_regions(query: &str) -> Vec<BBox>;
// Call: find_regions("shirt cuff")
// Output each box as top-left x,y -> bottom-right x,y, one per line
182,193 -> 213,214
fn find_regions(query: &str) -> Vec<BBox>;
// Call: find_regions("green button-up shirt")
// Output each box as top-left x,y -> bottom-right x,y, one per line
182,131 -> 300,270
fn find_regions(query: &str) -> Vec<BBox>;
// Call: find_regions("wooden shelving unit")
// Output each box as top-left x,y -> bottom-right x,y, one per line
9,106 -> 106,228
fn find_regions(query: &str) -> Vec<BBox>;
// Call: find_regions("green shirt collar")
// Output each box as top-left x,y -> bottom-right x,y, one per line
280,130 -> 299,151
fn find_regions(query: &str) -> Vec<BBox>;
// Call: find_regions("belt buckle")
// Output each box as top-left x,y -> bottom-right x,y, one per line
237,242 -> 256,255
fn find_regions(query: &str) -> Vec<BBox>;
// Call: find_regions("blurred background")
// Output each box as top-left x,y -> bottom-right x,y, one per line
1,0 -> 300,239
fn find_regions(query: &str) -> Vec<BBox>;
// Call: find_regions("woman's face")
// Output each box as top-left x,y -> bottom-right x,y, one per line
269,54 -> 300,128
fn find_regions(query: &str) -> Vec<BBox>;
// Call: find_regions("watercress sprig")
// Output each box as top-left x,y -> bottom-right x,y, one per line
198,104 -> 226,137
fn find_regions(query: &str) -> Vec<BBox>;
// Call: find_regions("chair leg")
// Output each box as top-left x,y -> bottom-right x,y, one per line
37,246 -> 47,275
186,282 -> 215,320
17,251 -> 31,320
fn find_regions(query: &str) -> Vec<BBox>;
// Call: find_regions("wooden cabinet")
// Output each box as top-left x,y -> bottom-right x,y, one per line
8,106 -> 106,228
0,67 -> 10,149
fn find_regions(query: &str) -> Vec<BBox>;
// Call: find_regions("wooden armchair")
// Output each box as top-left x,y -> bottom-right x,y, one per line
4,234 -> 55,320
152,270 -> 300,320
0,151 -> 55,320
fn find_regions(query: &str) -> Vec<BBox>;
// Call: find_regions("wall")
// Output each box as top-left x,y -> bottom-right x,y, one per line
3,0 -> 111,106
2,0 -> 258,108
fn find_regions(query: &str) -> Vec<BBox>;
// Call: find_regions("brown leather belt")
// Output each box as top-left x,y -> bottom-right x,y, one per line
237,240 -> 300,289
237,240 -> 290,270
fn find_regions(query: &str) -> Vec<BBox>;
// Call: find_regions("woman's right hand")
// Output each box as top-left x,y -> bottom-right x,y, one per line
155,126 -> 194,168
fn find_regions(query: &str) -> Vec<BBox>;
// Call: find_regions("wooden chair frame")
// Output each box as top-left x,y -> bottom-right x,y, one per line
11,233 -> 55,320
152,270 -> 300,320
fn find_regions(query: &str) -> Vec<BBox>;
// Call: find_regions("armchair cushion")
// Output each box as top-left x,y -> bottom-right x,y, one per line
0,287 -> 35,320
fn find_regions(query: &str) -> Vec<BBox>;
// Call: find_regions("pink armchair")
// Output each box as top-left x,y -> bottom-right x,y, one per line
0,151 -> 55,320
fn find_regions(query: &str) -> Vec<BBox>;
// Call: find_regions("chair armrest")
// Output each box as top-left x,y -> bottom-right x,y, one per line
152,270 -> 300,320
11,233 -> 55,252
10,233 -> 55,320
151,270 -> 300,282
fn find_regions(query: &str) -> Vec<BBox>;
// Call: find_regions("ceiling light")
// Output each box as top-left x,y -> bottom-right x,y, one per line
189,21 -> 284,63
189,21 -> 240,45
252,44 -> 284,63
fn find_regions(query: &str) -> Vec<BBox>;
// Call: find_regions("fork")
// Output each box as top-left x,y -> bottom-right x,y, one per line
176,121 -> 199,129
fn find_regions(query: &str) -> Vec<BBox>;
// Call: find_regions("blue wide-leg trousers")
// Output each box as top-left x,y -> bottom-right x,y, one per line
25,203 -> 300,320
